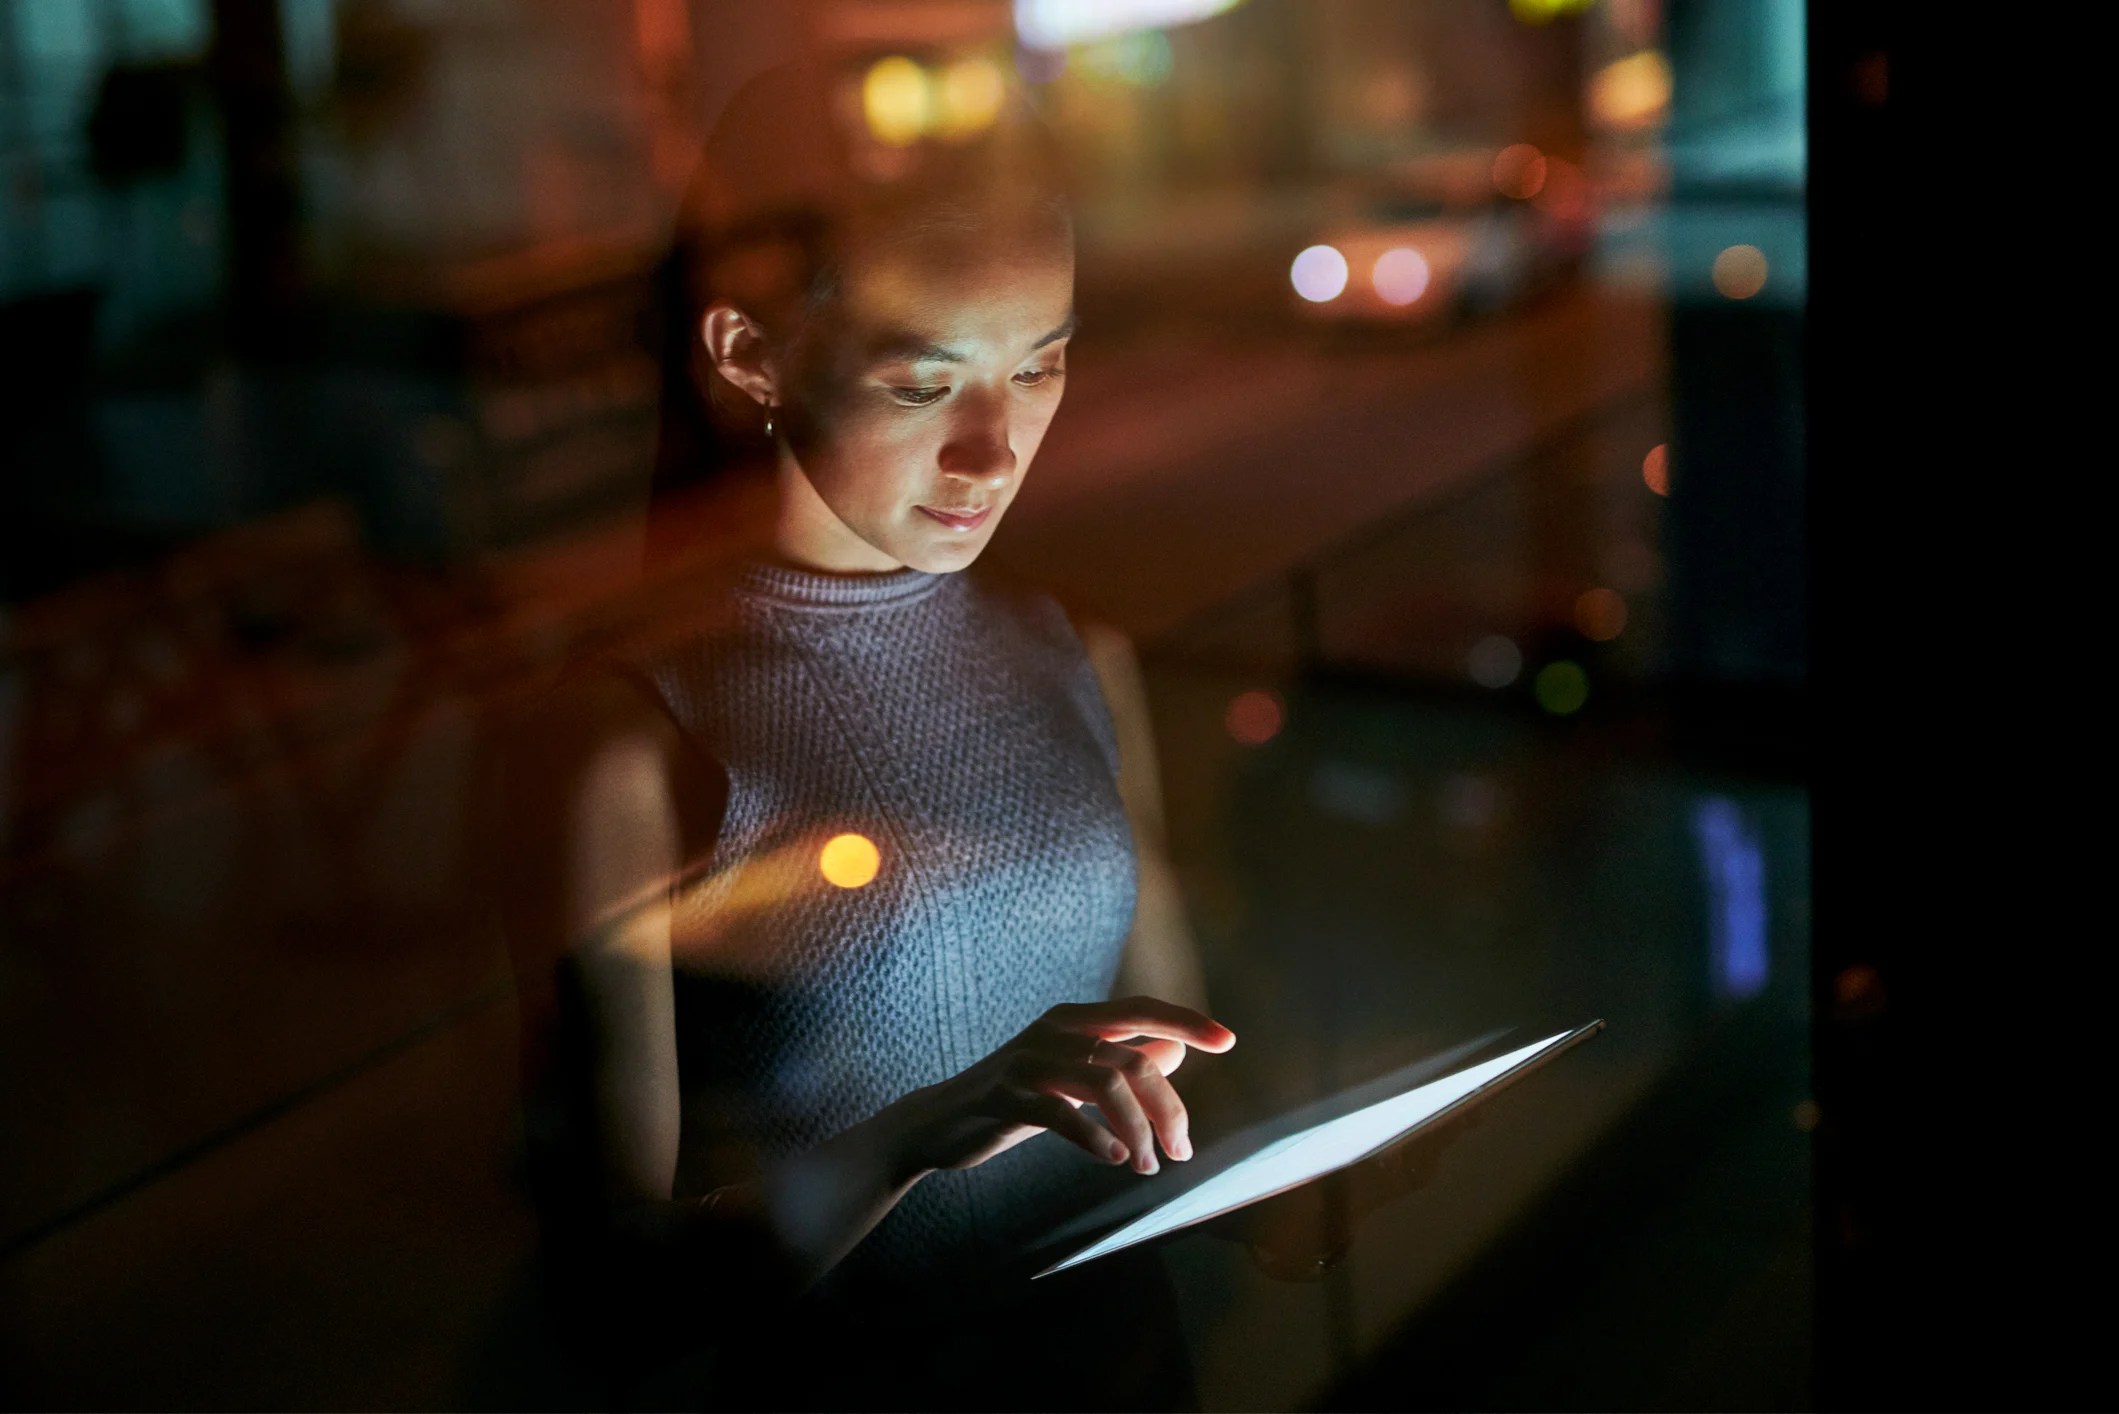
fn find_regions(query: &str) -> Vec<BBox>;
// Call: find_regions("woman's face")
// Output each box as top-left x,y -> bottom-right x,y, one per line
765,219 -> 1075,575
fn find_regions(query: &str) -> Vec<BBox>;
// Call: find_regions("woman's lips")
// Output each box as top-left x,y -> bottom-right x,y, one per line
916,505 -> 993,532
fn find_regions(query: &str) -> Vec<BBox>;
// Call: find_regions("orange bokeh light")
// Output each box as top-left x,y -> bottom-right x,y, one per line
1573,588 -> 1628,642
819,833 -> 882,889
1225,690 -> 1284,746
1642,444 -> 1669,496
1491,143 -> 1547,200
1712,244 -> 1769,299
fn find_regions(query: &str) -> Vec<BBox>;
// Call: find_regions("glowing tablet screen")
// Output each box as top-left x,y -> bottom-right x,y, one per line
1041,1030 -> 1576,1276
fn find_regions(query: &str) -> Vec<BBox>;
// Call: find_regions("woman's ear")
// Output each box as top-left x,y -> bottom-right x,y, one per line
701,302 -> 780,410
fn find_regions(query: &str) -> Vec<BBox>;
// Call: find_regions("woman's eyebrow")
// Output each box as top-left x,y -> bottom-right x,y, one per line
1032,314 -> 1079,350
867,333 -> 964,365
864,314 -> 1077,366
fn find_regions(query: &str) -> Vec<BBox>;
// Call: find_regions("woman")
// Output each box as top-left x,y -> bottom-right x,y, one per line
503,61 -> 1232,1409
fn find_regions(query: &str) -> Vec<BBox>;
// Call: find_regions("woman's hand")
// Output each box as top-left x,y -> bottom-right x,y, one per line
880,997 -> 1237,1181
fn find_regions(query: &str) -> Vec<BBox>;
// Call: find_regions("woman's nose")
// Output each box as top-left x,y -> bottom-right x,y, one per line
937,402 -> 1017,487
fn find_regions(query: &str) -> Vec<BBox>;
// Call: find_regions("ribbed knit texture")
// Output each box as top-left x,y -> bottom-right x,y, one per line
625,562 -> 1138,1304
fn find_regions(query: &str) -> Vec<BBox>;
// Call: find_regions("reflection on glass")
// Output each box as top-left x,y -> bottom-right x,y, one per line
1693,797 -> 1768,1000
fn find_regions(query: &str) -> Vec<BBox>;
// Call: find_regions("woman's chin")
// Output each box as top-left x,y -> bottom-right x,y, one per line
898,530 -> 996,574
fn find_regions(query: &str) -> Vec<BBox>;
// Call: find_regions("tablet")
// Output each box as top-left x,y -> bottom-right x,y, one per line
1035,1020 -> 1605,1277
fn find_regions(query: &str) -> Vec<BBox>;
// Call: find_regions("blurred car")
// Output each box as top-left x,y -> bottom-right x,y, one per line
1290,148 -> 1595,326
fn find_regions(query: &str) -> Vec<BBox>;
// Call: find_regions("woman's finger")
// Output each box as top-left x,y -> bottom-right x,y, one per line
1093,1039 -> 1193,1161
1033,1061 -> 1161,1174
1045,997 -> 1237,1052
1001,1088 -> 1130,1166
1128,1036 -> 1188,1076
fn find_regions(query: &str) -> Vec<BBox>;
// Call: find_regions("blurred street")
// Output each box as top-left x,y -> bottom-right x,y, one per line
999,283 -> 1665,651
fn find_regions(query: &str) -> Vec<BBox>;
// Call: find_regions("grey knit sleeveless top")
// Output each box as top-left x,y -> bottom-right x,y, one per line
626,562 -> 1138,1299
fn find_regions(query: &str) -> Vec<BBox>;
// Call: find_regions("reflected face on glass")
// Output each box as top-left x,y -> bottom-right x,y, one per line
768,219 -> 1075,574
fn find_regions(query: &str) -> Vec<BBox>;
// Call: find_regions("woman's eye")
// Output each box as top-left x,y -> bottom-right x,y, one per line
891,386 -> 948,407
1014,367 -> 1064,388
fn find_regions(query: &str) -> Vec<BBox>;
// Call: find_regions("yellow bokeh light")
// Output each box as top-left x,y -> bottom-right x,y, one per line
819,832 -> 882,889
1713,244 -> 1769,300
863,56 -> 932,147
935,56 -> 1005,138
1510,0 -> 1594,24
1590,50 -> 1672,131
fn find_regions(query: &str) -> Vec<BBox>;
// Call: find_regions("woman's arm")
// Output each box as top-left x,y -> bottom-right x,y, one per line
560,682 -> 683,1207
1076,621 -> 1210,1013
522,671 -> 1234,1296
530,672 -> 917,1287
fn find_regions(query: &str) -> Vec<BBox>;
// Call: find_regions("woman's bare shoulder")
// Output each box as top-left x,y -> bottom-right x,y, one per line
1066,615 -> 1145,714
533,657 -> 732,863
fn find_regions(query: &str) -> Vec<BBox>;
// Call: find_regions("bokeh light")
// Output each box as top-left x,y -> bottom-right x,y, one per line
1372,247 -> 1431,306
1291,244 -> 1350,302
935,56 -> 1006,137
1226,690 -> 1285,745
1509,0 -> 1594,21
1589,50 -> 1672,131
1534,660 -> 1590,715
1642,443 -> 1670,496
1078,29 -> 1176,87
1835,963 -> 1884,1008
1830,963 -> 1889,1021
862,56 -> 932,147
820,832 -> 882,889
1491,143 -> 1547,199
1712,244 -> 1769,300
1015,0 -> 1242,49
1573,587 -> 1628,642
1467,635 -> 1523,689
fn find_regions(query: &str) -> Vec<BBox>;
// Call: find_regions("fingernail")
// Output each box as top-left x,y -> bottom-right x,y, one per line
1107,1141 -> 1129,1164
1139,1154 -> 1159,1175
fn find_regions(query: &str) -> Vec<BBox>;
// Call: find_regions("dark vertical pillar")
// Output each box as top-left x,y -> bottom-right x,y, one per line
209,0 -> 301,353
1664,303 -> 1807,690
1805,0 -> 2064,1407
1807,1 -> 1895,1406
1660,0 -> 1808,763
